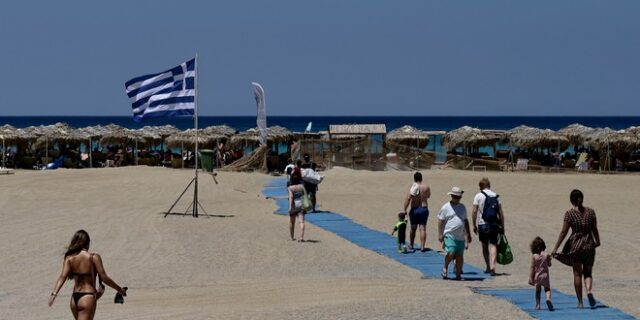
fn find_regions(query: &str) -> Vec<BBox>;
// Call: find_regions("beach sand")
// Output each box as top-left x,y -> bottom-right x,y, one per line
0,166 -> 637,319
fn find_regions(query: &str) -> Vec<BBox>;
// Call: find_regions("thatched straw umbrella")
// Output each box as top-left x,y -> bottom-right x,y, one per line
137,125 -> 180,149
507,125 -> 546,149
0,125 -> 18,168
386,125 -> 430,149
230,126 -> 292,148
443,126 -> 506,151
558,123 -> 594,146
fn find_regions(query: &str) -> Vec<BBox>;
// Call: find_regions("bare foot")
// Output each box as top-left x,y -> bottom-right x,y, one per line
577,302 -> 584,309
535,304 -> 541,310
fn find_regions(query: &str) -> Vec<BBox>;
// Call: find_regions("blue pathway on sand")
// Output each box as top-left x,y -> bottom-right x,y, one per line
262,177 -> 489,280
263,177 -> 637,319
475,288 -> 636,319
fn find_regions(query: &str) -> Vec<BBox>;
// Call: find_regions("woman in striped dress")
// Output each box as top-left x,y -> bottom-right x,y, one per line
551,189 -> 601,309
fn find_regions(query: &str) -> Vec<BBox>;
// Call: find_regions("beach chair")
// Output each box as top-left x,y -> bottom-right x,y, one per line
575,153 -> 588,171
515,158 -> 528,171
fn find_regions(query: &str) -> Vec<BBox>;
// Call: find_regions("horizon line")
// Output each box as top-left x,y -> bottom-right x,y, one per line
2,115 -> 640,118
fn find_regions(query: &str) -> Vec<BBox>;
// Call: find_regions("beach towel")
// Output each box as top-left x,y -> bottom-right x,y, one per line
410,183 -> 420,196
46,156 -> 64,170
515,159 -> 528,171
302,168 -> 323,184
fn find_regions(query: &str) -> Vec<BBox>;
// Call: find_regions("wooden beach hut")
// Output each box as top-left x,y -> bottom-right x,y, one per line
325,124 -> 386,170
385,125 -> 443,169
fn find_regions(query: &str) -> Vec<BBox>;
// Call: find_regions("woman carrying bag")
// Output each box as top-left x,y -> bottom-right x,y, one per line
288,171 -> 311,242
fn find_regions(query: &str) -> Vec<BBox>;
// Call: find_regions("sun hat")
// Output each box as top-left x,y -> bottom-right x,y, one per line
447,187 -> 464,197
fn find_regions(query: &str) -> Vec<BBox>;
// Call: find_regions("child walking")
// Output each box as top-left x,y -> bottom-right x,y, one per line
391,212 -> 408,253
529,236 -> 554,311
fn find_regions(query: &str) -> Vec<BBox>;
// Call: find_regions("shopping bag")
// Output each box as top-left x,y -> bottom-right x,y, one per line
302,194 -> 313,212
497,233 -> 513,265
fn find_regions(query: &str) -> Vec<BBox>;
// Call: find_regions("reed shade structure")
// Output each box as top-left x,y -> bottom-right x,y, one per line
583,127 -> 639,152
0,124 -> 18,168
507,125 -> 569,149
386,125 -> 430,148
443,126 -> 506,151
558,123 -> 594,146
137,125 -> 180,147
229,126 -> 292,148
166,128 -> 222,149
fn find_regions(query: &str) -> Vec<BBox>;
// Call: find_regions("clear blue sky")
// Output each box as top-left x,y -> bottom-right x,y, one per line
1,1 -> 638,116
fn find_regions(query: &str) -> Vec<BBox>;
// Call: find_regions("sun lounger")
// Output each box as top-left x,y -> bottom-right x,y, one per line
575,152 -> 588,171
515,159 -> 528,171
0,168 -> 14,174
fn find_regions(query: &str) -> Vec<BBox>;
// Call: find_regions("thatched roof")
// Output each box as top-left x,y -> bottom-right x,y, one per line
583,128 -> 639,151
99,125 -> 143,146
230,126 -> 292,146
202,125 -> 237,140
557,123 -> 594,145
443,126 -> 506,150
166,129 -> 220,149
329,124 -> 386,135
386,125 -> 430,148
0,125 -> 18,142
506,125 -> 567,149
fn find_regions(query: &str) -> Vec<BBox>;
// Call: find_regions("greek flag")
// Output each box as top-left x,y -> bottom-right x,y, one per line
125,58 -> 195,121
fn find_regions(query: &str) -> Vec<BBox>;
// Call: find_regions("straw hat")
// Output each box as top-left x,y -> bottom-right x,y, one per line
447,187 -> 464,197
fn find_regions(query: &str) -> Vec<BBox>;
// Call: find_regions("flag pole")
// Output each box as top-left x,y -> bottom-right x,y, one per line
193,52 -> 199,217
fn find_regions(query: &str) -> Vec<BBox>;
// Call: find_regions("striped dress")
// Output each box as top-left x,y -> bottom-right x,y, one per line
555,207 -> 597,267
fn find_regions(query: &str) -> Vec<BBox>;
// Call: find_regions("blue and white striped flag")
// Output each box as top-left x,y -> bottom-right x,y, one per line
125,58 -> 196,121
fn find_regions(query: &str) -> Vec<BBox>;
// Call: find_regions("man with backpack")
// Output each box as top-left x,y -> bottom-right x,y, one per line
472,177 -> 505,276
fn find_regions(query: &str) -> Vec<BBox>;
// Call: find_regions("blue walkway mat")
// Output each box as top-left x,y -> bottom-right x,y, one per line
262,179 -> 490,280
263,178 -> 635,319
475,288 -> 636,319
261,187 -> 289,198
263,178 -> 288,188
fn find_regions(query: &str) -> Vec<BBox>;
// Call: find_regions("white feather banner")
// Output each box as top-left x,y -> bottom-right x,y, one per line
252,82 -> 267,146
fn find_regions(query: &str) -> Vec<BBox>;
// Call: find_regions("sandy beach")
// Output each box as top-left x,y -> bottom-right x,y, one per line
0,166 -> 638,319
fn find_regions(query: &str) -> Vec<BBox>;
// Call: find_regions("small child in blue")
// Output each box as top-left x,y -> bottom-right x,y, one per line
391,212 -> 408,253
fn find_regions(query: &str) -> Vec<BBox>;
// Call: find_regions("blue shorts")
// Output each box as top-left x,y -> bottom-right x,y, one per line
444,234 -> 465,255
409,207 -> 429,226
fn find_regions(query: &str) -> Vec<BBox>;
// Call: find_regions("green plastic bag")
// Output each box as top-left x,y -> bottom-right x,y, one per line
302,194 -> 313,212
497,233 -> 513,265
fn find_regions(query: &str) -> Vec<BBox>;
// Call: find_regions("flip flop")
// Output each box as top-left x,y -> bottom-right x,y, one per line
441,268 -> 448,279
546,300 -> 554,311
587,293 -> 596,308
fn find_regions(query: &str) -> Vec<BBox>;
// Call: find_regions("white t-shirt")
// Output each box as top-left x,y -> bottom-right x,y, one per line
438,202 -> 468,241
473,189 -> 501,226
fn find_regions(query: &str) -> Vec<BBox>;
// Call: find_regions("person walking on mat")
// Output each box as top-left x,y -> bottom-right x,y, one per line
551,189 -> 601,309
529,236 -> 554,311
403,172 -> 431,251
472,177 -> 505,275
391,212 -> 408,253
438,187 -> 471,280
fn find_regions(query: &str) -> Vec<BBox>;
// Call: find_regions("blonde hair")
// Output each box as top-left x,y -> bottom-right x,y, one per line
479,177 -> 491,189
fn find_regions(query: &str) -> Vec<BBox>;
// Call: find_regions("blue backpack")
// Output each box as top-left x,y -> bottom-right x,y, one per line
481,191 -> 500,226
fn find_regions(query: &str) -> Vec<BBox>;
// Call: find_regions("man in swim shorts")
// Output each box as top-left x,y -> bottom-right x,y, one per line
403,172 -> 431,251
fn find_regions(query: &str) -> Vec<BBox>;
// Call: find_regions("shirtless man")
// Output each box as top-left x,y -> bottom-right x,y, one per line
403,172 -> 431,251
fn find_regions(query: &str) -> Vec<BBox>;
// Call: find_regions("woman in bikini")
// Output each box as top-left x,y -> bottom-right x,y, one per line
48,230 -> 127,320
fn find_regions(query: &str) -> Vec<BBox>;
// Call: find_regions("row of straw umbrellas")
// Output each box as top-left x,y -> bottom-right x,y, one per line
2,122 -> 639,159
439,124 -> 640,152
0,123 -> 296,150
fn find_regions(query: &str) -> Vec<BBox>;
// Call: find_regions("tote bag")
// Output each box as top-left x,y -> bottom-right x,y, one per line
497,234 -> 513,265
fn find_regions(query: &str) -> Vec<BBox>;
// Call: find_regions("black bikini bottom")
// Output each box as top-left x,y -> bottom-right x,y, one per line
71,292 -> 94,304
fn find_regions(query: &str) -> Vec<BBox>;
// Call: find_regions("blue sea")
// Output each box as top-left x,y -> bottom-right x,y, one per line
1,116 -> 639,132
